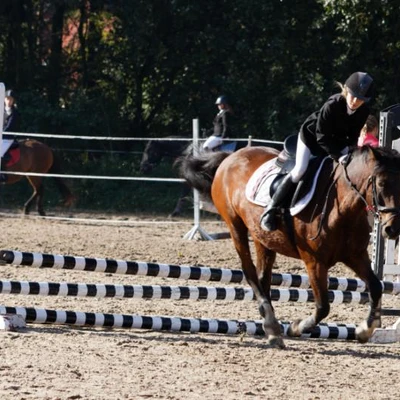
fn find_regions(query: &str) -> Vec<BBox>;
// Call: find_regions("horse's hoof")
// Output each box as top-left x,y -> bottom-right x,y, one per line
286,320 -> 302,337
268,336 -> 286,349
355,325 -> 371,343
355,320 -> 379,343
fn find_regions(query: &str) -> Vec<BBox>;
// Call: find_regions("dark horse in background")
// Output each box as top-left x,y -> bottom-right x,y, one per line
139,135 -> 281,217
1,139 -> 75,216
178,145 -> 400,348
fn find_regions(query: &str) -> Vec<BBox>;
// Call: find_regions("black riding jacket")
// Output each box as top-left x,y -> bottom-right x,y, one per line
299,93 -> 369,158
3,105 -> 20,139
212,109 -> 233,138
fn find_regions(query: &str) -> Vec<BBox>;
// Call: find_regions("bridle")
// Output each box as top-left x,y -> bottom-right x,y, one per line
342,160 -> 400,223
309,153 -> 400,240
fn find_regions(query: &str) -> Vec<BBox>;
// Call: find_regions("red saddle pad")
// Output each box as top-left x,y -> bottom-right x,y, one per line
5,147 -> 21,167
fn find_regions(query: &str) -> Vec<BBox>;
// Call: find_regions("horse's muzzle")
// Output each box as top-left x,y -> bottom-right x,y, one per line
381,211 -> 400,239
383,224 -> 400,240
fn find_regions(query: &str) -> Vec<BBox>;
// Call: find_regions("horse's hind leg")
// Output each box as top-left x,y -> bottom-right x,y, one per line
36,185 -> 46,216
23,191 -> 38,215
24,177 -> 45,216
229,219 -> 283,348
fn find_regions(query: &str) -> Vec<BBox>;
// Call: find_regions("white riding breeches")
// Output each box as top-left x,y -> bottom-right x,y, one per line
203,135 -> 223,151
289,136 -> 311,183
289,137 -> 350,183
0,139 -> 14,158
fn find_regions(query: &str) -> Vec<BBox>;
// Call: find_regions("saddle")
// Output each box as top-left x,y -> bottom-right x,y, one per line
270,134 -> 328,208
215,141 -> 237,152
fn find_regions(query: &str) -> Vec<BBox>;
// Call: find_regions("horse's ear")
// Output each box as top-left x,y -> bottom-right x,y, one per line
368,146 -> 386,163
368,146 -> 400,172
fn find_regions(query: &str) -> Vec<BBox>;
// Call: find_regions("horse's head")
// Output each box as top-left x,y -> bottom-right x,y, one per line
352,146 -> 400,239
140,138 -> 192,174
140,141 -> 162,174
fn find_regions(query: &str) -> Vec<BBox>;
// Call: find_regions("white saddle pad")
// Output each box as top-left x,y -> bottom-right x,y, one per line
245,157 -> 329,216
1,139 -> 14,158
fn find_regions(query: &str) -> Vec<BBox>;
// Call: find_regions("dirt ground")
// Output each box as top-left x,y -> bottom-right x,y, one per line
0,209 -> 400,400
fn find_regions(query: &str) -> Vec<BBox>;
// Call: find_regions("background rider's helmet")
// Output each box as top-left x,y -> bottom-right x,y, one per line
345,72 -> 374,102
215,95 -> 229,105
5,89 -> 16,99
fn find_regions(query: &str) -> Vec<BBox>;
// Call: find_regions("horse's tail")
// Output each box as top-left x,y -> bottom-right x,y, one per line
176,151 -> 230,201
49,153 -> 76,208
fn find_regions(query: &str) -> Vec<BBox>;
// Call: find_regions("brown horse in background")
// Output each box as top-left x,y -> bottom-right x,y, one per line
178,145 -> 400,348
2,139 -> 75,216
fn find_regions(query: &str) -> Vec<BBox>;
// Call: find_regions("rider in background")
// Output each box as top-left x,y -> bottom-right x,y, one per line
203,95 -> 234,151
260,71 -> 374,231
358,114 -> 379,147
1,89 -> 20,183
3,89 -> 20,138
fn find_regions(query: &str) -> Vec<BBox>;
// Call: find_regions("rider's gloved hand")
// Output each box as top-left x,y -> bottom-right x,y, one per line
329,153 -> 341,162
338,154 -> 350,165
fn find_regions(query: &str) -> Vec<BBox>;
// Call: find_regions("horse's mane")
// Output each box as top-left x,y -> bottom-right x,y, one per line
356,145 -> 400,173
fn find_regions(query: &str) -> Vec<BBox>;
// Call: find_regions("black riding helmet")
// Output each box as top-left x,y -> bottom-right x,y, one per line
345,72 -> 374,102
5,89 -> 16,99
215,95 -> 229,105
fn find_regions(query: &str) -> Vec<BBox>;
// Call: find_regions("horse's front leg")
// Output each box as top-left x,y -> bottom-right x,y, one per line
347,252 -> 382,343
287,260 -> 330,337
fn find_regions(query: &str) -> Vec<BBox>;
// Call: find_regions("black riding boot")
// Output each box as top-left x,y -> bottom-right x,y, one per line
260,174 -> 296,231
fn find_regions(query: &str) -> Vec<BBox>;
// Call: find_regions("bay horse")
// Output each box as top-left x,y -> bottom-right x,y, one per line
1,139 -> 75,216
178,145 -> 400,348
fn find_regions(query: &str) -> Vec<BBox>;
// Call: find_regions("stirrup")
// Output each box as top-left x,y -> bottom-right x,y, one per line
260,208 -> 278,232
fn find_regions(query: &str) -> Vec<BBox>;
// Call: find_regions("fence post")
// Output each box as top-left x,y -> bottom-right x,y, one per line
183,119 -> 214,240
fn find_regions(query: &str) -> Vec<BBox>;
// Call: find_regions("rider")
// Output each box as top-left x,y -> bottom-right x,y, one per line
1,89 -> 20,183
203,95 -> 234,151
3,89 -> 20,136
260,71 -> 374,231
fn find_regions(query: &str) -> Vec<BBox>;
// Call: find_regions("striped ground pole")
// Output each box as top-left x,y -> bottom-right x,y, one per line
1,250 -> 399,295
0,305 -> 357,340
0,280 -> 371,304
